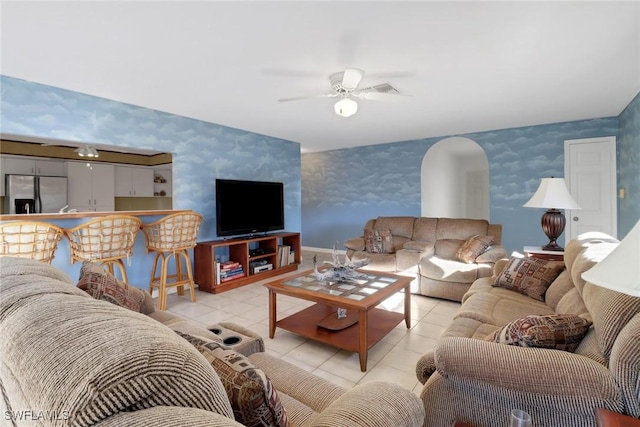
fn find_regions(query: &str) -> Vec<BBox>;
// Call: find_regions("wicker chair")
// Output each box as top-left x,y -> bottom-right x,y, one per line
64,215 -> 142,282
141,211 -> 203,310
0,221 -> 64,264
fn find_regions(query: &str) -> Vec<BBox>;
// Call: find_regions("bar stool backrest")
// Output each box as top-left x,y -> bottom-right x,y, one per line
0,221 -> 64,263
65,215 -> 142,263
142,212 -> 203,252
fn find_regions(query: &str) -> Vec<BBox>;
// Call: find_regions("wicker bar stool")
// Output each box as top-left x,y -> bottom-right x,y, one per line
64,215 -> 142,282
0,221 -> 64,263
141,211 -> 203,310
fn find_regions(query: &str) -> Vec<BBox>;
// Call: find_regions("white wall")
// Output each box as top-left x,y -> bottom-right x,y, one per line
460,155 -> 489,219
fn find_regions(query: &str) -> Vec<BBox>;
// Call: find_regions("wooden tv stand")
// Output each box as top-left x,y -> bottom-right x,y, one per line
194,232 -> 300,294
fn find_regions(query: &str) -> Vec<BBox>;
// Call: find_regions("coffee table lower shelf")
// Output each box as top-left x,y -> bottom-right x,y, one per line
273,303 -> 404,371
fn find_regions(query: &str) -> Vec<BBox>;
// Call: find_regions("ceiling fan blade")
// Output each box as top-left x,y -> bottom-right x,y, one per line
278,93 -> 337,102
366,71 -> 414,79
352,91 -> 411,101
341,68 -> 365,90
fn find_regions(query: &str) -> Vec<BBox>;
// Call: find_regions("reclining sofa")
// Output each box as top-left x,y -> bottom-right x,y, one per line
344,216 -> 506,301
416,232 -> 640,427
0,257 -> 425,427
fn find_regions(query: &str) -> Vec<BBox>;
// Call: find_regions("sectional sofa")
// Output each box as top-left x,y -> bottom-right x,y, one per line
0,257 -> 424,427
344,216 -> 506,300
416,232 -> 640,426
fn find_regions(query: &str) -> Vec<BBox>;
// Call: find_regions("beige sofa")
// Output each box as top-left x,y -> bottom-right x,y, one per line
344,216 -> 506,300
0,257 -> 424,427
416,232 -> 640,427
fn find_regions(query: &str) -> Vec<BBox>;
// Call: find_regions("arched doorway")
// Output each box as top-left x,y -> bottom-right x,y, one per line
421,137 -> 489,219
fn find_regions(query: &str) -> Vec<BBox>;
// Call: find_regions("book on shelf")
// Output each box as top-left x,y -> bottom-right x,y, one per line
277,245 -> 290,267
220,273 -> 246,283
220,267 -> 244,277
214,260 -> 243,285
220,261 -> 241,270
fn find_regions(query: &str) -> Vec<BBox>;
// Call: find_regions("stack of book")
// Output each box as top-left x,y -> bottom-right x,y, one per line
215,261 -> 245,284
277,245 -> 291,267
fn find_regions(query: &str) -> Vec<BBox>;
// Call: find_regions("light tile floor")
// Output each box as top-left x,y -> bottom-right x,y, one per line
161,251 -> 461,396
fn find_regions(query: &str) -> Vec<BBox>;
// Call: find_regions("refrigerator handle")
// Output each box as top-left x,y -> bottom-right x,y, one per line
35,176 -> 42,213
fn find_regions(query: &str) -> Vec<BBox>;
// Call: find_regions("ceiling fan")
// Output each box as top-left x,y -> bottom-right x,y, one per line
277,68 -> 407,117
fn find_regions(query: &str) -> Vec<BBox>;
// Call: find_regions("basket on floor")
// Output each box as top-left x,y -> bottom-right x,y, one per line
0,221 -> 64,264
64,215 -> 142,282
141,211 -> 203,310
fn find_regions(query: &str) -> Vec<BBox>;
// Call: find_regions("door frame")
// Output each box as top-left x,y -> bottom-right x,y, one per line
563,136 -> 617,243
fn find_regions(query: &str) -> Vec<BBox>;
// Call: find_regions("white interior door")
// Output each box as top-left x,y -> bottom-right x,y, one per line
564,136 -> 617,243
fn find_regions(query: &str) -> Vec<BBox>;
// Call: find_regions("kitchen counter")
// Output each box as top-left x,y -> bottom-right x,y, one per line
0,209 -> 189,221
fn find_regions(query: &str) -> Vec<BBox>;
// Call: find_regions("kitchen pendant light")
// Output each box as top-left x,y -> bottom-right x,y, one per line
74,144 -> 99,158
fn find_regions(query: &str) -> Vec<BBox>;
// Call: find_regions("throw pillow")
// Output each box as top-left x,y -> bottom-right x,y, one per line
485,314 -> 592,352
77,261 -> 155,314
492,257 -> 565,301
456,235 -> 495,263
364,229 -> 394,254
175,331 -> 289,427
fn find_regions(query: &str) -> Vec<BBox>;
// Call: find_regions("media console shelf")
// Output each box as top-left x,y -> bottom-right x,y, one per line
194,232 -> 300,294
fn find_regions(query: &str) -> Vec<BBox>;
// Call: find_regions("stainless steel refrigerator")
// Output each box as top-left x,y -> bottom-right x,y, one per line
5,174 -> 68,214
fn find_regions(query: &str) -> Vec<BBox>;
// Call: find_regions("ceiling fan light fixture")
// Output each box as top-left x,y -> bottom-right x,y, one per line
334,98 -> 358,118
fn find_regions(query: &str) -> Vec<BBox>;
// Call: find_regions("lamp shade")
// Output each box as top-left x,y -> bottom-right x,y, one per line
334,98 -> 358,117
523,177 -> 581,209
582,220 -> 640,296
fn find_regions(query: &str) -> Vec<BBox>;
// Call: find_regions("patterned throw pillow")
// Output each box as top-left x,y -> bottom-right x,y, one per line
364,229 -> 394,254
492,257 -> 565,301
77,261 -> 155,314
485,314 -> 592,352
456,235 -> 495,263
176,331 -> 289,427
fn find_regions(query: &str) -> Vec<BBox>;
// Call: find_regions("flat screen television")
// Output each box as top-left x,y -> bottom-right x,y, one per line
215,179 -> 285,237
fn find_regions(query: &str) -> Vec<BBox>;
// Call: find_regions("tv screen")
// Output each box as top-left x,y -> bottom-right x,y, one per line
216,179 -> 285,237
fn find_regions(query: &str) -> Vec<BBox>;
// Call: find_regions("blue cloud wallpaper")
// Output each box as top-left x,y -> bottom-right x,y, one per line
618,92 -> 640,237
303,116 -> 628,254
1,75 -> 301,285
1,74 -> 638,287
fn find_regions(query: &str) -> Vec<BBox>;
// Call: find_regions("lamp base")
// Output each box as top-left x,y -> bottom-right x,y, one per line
540,209 -> 566,251
542,242 -> 564,252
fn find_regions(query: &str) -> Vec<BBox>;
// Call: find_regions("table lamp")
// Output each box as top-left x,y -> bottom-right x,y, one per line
582,220 -> 640,297
523,177 -> 581,251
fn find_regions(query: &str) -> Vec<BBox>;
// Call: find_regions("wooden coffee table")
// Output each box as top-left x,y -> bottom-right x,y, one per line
265,268 -> 411,371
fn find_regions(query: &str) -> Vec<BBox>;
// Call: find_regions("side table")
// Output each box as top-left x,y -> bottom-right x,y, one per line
523,246 -> 564,262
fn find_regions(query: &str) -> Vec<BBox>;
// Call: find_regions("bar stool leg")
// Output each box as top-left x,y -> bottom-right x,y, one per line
175,252 -> 185,296
101,260 -> 128,283
181,250 -> 197,303
149,252 -> 161,295
159,252 -> 173,311
113,260 -> 128,283
146,248 -> 198,310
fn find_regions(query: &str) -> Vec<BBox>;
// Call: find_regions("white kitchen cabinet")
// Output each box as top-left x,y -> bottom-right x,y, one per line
66,162 -> 115,211
35,160 -> 65,176
2,156 -> 36,175
1,156 -> 65,176
114,166 -> 154,197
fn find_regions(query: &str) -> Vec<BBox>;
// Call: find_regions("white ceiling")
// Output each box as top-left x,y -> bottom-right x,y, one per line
2,1 -> 639,153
